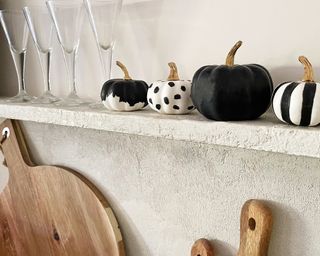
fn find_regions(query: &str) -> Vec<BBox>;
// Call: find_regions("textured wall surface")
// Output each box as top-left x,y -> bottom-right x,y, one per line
17,121 -> 320,256
1,0 -> 320,255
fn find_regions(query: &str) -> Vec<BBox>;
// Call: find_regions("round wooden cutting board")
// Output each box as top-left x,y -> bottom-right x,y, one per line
0,119 -> 125,256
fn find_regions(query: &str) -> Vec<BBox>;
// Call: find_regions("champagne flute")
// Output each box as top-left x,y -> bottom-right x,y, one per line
23,5 -> 60,104
46,0 -> 87,106
0,10 -> 33,103
84,0 -> 122,108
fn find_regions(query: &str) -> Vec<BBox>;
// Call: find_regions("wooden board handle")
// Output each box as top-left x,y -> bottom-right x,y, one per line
191,239 -> 215,256
237,200 -> 273,256
0,119 -> 33,168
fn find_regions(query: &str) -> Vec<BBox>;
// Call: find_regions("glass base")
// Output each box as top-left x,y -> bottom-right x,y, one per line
6,91 -> 35,103
31,91 -> 60,104
88,101 -> 105,110
55,92 -> 91,107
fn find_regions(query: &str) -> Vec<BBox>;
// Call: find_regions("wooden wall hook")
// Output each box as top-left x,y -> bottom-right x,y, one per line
191,238 -> 215,256
237,199 -> 273,256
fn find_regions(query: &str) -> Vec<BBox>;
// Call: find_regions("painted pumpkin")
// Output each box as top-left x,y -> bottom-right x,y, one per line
191,41 -> 273,121
101,61 -> 148,111
273,56 -> 320,126
147,62 -> 195,114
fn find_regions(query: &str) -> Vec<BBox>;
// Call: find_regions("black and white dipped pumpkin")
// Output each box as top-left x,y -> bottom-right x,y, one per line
191,41 -> 273,121
272,56 -> 320,126
101,61 -> 148,111
147,62 -> 195,114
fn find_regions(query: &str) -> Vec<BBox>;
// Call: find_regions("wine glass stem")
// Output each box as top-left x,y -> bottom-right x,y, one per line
11,50 -> 26,93
64,50 -> 77,95
38,50 -> 52,92
100,47 -> 113,80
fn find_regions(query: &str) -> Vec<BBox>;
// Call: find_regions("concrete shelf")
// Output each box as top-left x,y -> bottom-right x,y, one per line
0,101 -> 318,158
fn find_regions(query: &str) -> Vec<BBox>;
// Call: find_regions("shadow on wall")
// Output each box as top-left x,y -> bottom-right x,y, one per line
268,200 -> 307,256
212,239 -> 237,256
269,65 -> 320,88
98,187 -> 151,256
0,0 -> 318,97
114,0 -> 165,82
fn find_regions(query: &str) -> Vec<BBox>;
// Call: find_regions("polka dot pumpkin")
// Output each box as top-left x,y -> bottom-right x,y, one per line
147,62 -> 195,114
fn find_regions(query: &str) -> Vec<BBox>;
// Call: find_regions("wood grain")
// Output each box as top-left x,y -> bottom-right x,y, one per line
191,238 -> 214,256
237,200 -> 273,256
0,119 -> 125,256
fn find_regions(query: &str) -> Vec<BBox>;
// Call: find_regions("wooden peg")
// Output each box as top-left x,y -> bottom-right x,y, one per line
191,238 -> 215,256
237,200 -> 273,256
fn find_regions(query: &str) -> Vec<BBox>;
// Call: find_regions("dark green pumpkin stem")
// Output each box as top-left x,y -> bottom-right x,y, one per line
116,61 -> 132,80
299,56 -> 314,82
225,41 -> 243,66
167,62 -> 180,81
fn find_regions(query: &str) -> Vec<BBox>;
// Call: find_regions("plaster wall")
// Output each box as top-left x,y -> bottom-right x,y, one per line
17,121 -> 320,256
0,0 -> 320,255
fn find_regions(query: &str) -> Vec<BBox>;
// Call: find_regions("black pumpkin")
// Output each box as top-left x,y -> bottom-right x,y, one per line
191,41 -> 273,121
101,61 -> 148,111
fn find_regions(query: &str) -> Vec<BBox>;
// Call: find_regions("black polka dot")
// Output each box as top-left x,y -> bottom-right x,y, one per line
188,106 -> 194,110
168,82 -> 175,87
156,104 -> 161,110
154,87 -> 159,93
173,105 -> 180,110
181,86 -> 186,91
174,94 -> 181,99
149,98 -> 153,104
149,83 -> 153,88
164,97 -> 169,104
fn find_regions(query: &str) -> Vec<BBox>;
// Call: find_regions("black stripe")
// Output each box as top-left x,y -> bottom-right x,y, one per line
280,82 -> 300,124
300,83 -> 317,126
272,81 -> 290,101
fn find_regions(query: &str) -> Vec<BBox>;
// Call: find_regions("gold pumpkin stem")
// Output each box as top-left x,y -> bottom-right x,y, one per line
116,61 -> 132,80
299,56 -> 314,82
225,40 -> 243,66
167,62 -> 180,81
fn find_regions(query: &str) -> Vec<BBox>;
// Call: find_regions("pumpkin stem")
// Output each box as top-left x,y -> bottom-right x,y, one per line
116,61 -> 132,80
167,62 -> 180,81
225,40 -> 243,66
299,56 -> 314,82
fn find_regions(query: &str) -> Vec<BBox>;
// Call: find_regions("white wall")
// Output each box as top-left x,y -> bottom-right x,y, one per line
2,0 -> 320,99
1,1 -> 320,255
21,121 -> 320,256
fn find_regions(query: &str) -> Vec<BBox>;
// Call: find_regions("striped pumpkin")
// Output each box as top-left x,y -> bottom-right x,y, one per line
272,56 -> 320,126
